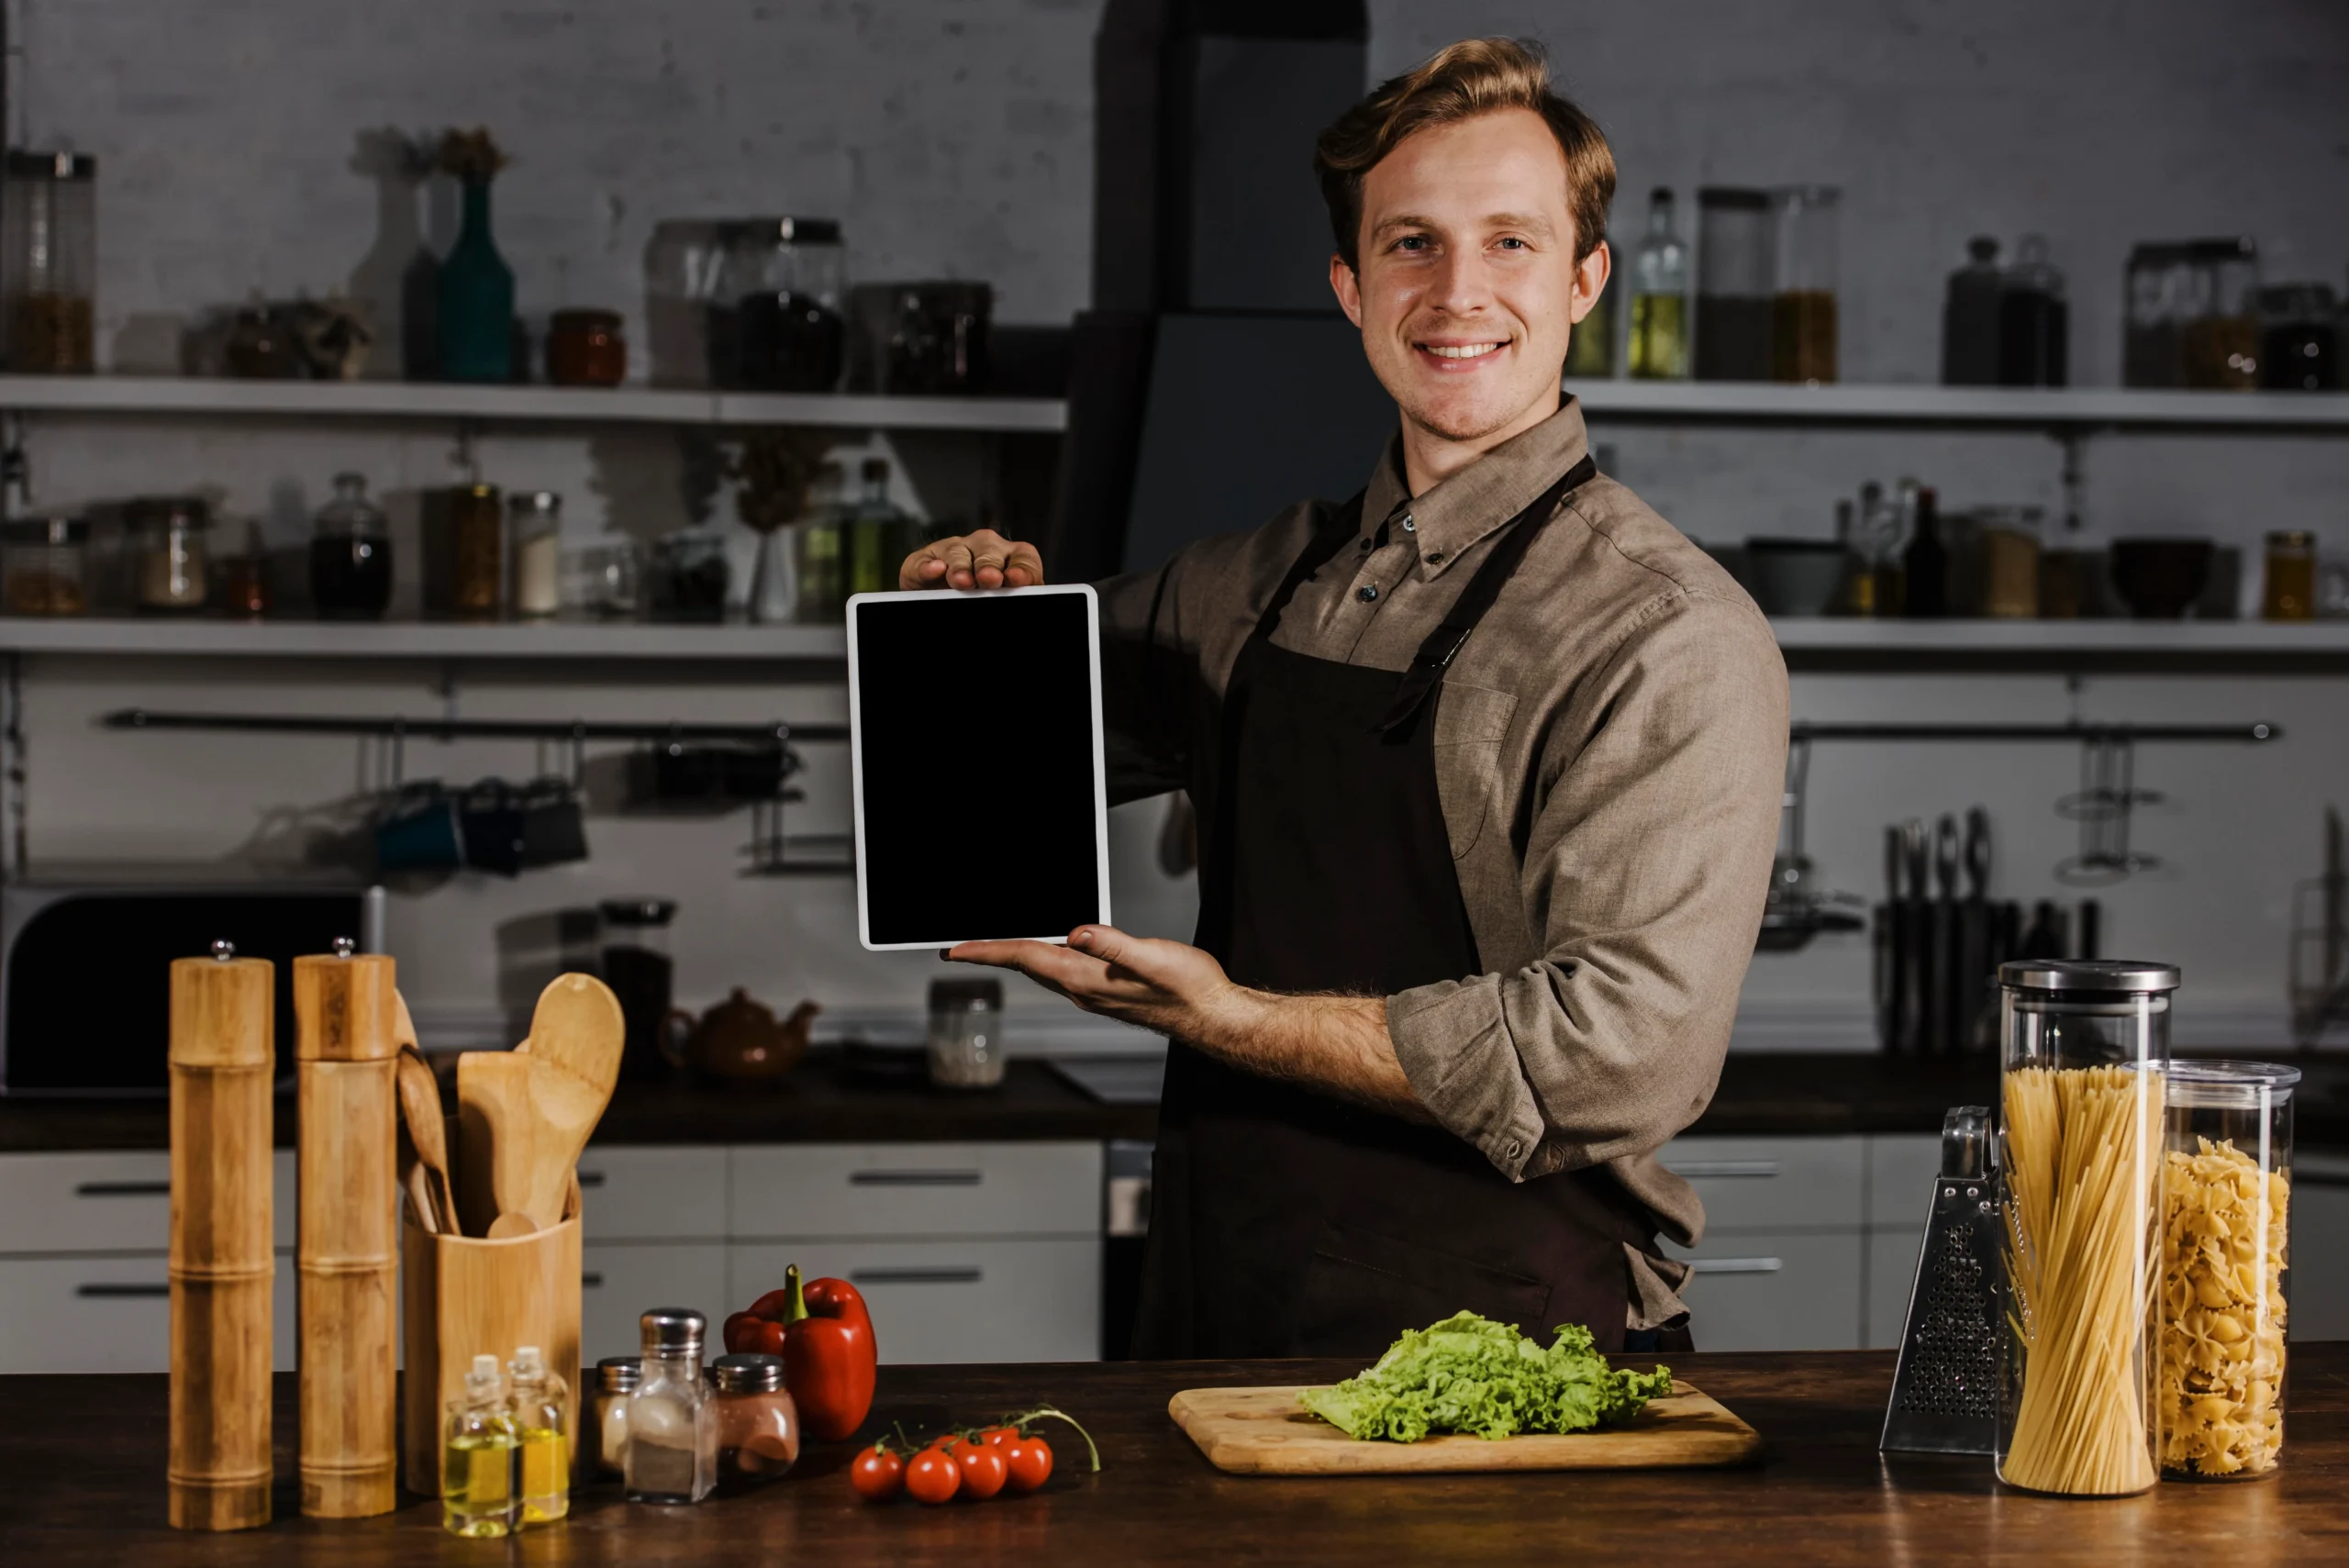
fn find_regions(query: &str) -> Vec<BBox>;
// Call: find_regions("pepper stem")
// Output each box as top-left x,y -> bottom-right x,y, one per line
784,1262 -> 809,1323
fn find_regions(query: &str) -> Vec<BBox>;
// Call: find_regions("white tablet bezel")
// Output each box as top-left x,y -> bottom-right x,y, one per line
846,583 -> 1113,951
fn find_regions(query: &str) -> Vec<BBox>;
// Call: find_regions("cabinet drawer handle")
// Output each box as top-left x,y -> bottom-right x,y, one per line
76,1283 -> 171,1298
850,1171 -> 981,1187
850,1267 -> 983,1286
1670,1162 -> 1782,1179
75,1181 -> 173,1197
582,1273 -> 607,1289
576,1171 -> 608,1189
1686,1257 -> 1784,1275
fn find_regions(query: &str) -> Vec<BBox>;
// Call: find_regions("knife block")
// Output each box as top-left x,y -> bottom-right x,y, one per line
294,951 -> 400,1518
399,1184 -> 582,1496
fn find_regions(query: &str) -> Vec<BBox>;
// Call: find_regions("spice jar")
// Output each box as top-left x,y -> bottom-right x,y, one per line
508,491 -> 562,619
582,1355 -> 640,1482
708,1353 -> 800,1494
729,217 -> 848,392
929,976 -> 1006,1089
2262,530 -> 2316,622
1995,960 -> 2175,1498
2,516 -> 88,617
546,308 -> 628,387
1,150 -> 95,373
2158,1060 -> 2296,1483
2256,284 -> 2338,392
1696,187 -> 1773,382
311,472 -> 394,620
128,497 -> 212,614
1769,185 -> 1840,385
444,484 -> 502,619
626,1307 -> 716,1505
1976,506 -> 2042,619
217,520 -> 272,619
650,528 -> 729,623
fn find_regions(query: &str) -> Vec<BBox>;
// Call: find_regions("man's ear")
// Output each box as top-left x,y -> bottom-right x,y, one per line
1329,253 -> 1364,328
1569,240 -> 1611,326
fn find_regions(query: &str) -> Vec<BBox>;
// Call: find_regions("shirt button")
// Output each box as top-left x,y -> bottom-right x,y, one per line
1427,551 -> 1445,565
1401,515 -> 1417,534
1358,538 -> 1372,552
1356,584 -> 1378,603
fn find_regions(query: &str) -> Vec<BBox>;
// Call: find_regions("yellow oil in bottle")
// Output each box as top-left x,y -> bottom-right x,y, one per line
518,1426 -> 570,1523
1628,294 -> 1689,380
442,1431 -> 517,1538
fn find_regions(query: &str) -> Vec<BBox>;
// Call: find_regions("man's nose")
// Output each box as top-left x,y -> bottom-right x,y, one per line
1428,247 -> 1495,317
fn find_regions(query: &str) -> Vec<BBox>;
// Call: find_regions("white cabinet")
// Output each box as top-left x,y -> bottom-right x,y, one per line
2290,1160 -> 2349,1342
0,1250 -> 296,1373
730,1239 -> 1099,1364
0,1150 -> 295,1252
577,1147 -> 727,1243
729,1142 -> 1101,1240
1660,1135 -> 1865,1232
581,1243 -> 729,1363
1864,1229 -> 1926,1351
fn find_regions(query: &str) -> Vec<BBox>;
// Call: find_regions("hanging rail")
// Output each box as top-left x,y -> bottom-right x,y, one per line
101,708 -> 851,745
1791,721 -> 2278,743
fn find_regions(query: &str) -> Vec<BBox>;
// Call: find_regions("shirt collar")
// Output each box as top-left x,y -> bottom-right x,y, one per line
1360,398 -> 1594,578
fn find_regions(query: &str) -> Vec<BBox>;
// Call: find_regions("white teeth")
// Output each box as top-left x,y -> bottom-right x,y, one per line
1424,342 -> 1502,360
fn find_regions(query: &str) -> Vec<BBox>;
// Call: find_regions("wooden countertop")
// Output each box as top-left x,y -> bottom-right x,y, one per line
6,1049 -> 2345,1153
5,1347 -> 2344,1562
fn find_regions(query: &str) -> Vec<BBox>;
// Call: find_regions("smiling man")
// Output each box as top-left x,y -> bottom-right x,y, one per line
904,38 -> 1787,1358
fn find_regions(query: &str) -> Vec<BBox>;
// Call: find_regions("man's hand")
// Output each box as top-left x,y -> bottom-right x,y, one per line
948,925 -> 1424,1118
899,528 -> 1044,591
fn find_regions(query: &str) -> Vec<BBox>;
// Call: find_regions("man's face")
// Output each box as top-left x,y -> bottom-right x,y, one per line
1330,107 -> 1608,449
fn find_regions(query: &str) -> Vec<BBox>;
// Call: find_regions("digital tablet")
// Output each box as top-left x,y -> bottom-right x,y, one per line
847,584 -> 1112,951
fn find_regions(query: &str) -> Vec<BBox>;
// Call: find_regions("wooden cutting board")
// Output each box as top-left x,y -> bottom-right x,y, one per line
1168,1382 -> 1762,1474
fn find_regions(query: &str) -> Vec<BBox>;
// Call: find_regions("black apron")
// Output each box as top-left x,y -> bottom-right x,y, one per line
1134,454 -> 1666,1361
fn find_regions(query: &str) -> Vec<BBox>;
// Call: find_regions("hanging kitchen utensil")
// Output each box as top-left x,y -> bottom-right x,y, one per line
1898,820 -> 1930,1053
1926,815 -> 1960,1055
373,781 -> 465,873
1957,807 -> 1993,1053
2056,733 -> 2161,884
1880,1106 -> 2000,1457
1876,825 -> 1904,1052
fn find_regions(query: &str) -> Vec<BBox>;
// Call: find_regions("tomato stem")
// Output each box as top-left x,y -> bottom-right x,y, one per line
999,1404 -> 1100,1472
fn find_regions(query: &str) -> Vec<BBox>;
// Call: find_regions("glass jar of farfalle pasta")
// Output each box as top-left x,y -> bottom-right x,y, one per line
2159,1061 -> 2296,1482
1995,960 -> 2175,1498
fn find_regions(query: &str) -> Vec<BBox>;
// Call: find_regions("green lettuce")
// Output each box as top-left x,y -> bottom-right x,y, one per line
1297,1312 -> 1674,1442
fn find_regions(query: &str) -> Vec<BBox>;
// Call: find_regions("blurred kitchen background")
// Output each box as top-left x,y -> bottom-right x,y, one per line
1,0 -> 2346,1369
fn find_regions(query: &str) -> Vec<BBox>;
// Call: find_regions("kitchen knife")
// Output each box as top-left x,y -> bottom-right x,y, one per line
1926,815 -> 1959,1056
1877,825 -> 1904,1052
1899,820 -> 1930,1053
1958,807 -> 1992,1052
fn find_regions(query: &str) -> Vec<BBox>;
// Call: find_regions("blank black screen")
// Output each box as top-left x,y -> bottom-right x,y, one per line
853,592 -> 1105,946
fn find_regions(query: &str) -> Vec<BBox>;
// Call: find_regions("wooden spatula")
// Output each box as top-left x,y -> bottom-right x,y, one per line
516,973 -> 625,1103
457,1048 -> 609,1233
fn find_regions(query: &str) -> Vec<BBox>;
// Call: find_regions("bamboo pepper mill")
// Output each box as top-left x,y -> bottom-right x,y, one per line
168,941 -> 276,1531
294,941 -> 400,1518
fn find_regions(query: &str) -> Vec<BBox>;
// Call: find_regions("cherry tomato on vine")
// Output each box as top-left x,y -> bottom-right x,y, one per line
954,1440 -> 1008,1499
905,1445 -> 962,1505
1003,1434 -> 1053,1493
849,1444 -> 904,1503
976,1424 -> 1021,1448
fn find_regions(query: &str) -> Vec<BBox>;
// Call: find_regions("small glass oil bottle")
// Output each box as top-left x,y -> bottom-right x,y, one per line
442,1353 -> 518,1538
509,1344 -> 571,1524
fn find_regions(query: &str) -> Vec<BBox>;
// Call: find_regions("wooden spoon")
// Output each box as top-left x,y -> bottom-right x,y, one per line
394,1040 -> 458,1237
485,1212 -> 538,1240
457,1048 -> 606,1232
516,973 -> 625,1104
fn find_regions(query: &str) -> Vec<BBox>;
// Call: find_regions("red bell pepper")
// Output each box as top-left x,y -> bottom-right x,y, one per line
724,1264 -> 875,1441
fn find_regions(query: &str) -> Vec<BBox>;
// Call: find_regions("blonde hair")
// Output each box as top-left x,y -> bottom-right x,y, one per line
1313,37 -> 1616,269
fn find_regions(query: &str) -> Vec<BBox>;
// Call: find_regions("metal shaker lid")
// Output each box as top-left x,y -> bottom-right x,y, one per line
709,1352 -> 787,1394
1998,959 -> 2179,995
596,1355 -> 642,1393
640,1307 -> 706,1354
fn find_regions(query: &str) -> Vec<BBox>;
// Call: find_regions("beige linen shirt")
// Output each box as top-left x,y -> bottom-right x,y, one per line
1096,399 -> 1788,1314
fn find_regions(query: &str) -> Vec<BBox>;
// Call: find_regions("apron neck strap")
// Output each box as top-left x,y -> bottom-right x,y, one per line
1375,451 -> 1598,735
1252,490 -> 1366,641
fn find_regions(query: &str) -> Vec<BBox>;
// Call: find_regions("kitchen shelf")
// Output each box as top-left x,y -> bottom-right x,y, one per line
0,374 -> 1069,433
1570,380 -> 2349,432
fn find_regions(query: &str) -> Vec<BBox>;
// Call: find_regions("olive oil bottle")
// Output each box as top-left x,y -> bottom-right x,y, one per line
509,1345 -> 572,1525
442,1354 -> 518,1538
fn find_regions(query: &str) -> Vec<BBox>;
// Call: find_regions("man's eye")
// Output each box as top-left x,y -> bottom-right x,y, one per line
1496,237 -> 1529,250
1395,235 -> 1431,252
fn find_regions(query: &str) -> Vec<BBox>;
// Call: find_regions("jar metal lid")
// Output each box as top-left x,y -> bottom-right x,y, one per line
2165,1058 -> 2302,1110
1999,959 -> 2179,995
596,1354 -> 643,1393
709,1352 -> 787,1394
640,1306 -> 707,1353
2266,529 -> 2315,548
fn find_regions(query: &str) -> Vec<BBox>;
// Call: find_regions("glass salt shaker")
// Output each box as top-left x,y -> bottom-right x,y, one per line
708,1353 -> 801,1494
582,1354 -> 640,1482
928,976 -> 1006,1089
626,1307 -> 716,1505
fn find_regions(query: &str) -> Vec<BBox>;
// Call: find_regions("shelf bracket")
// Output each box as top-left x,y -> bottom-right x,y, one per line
2051,422 -> 2101,533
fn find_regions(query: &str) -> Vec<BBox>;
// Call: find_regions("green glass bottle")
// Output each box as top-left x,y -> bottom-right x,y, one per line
1565,282 -> 1614,380
438,178 -> 515,383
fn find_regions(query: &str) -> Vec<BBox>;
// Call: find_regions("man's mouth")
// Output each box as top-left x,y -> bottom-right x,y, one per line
1414,338 -> 1510,370
1419,340 -> 1505,360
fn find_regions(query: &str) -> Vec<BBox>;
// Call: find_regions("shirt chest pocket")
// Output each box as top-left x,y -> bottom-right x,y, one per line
1430,680 -> 1518,861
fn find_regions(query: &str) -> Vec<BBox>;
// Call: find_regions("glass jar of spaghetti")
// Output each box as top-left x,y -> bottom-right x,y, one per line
1994,960 -> 2176,1497
2158,1060 -> 2296,1482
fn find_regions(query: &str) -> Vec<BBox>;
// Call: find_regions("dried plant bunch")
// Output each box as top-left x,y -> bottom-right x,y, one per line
437,128 -> 508,183
730,428 -> 837,534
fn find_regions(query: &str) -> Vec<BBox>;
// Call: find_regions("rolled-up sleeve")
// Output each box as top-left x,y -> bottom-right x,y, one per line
1386,591 -> 1787,1186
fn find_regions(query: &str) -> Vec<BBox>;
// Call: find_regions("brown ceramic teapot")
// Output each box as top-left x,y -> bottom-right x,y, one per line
662,989 -> 818,1084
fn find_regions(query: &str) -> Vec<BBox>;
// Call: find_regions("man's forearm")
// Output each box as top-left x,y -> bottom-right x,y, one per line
1192,987 -> 1428,1118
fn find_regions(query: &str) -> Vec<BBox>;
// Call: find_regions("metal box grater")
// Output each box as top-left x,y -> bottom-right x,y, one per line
1879,1106 -> 2001,1455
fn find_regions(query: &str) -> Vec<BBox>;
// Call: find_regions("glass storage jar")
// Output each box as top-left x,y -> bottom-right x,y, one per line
600,898 -> 679,1084
583,1354 -> 640,1482
545,307 -> 627,386
2256,283 -> 2337,392
650,528 -> 729,623
1,150 -> 95,373
1976,505 -> 2043,619
2,516 -> 88,617
445,483 -> 503,619
1768,185 -> 1839,384
929,976 -> 1006,1090
2157,1060 -> 2297,1483
1998,235 -> 2069,387
708,1353 -> 800,1494
1696,187 -> 1772,382
128,496 -> 212,614
2262,529 -> 2316,621
508,491 -> 562,619
626,1307 -> 716,1505
1995,959 -> 2176,1497
311,472 -> 394,620
729,217 -> 848,392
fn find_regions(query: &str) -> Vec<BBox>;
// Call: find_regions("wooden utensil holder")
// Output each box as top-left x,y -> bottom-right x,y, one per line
399,1185 -> 582,1496
293,951 -> 399,1518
